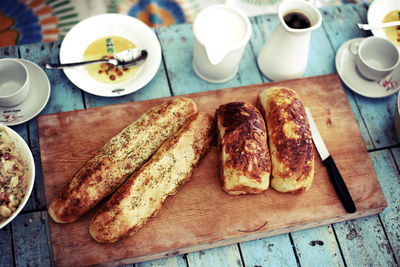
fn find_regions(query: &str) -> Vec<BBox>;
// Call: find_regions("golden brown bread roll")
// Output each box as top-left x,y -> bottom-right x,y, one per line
89,112 -> 215,243
215,102 -> 271,195
48,97 -> 197,223
257,87 -> 314,193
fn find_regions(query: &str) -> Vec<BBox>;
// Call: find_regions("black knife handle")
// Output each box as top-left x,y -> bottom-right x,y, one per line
322,156 -> 356,213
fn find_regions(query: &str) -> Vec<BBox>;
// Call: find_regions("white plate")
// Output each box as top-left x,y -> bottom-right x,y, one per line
60,14 -> 162,97
336,38 -> 400,98
0,59 -> 51,126
368,0 -> 400,39
0,124 -> 35,229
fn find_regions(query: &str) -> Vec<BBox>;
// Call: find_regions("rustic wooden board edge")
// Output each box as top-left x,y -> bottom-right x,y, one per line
96,206 -> 385,266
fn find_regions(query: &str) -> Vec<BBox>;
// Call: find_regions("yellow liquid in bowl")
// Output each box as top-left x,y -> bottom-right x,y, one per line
83,36 -> 139,84
382,10 -> 400,48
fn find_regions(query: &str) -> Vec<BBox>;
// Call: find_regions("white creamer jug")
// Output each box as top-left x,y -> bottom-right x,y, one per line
257,0 -> 322,81
192,4 -> 252,83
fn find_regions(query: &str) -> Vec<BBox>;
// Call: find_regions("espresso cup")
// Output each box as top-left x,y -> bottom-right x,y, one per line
0,59 -> 30,107
350,36 -> 400,81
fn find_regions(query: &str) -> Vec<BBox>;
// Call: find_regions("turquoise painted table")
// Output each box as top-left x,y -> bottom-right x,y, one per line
1,3 -> 399,266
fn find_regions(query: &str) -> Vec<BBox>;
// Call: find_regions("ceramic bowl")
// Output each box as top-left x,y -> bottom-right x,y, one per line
0,124 -> 35,229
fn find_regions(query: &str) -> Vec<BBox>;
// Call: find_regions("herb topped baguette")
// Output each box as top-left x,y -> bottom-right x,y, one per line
48,97 -> 197,223
89,112 -> 215,243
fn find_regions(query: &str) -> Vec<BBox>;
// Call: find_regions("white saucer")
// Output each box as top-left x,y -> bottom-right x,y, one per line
335,38 -> 400,98
368,0 -> 400,40
0,59 -> 51,126
60,14 -> 161,97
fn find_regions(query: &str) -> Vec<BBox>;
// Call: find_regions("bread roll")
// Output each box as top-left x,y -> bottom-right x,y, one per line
257,87 -> 314,193
215,102 -> 271,195
89,112 -> 215,243
48,97 -> 197,223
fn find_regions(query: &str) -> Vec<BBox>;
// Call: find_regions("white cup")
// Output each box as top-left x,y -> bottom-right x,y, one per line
192,4 -> 252,83
350,36 -> 400,81
0,59 -> 30,107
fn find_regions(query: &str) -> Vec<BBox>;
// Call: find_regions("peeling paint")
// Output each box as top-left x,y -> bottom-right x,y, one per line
309,240 -> 324,246
346,229 -> 357,240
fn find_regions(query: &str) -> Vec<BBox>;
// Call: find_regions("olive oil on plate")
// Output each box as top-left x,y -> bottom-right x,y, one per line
382,10 -> 400,48
83,36 -> 140,84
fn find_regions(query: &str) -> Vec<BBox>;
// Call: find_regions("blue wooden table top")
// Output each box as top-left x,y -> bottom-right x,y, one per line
1,3 -> 399,267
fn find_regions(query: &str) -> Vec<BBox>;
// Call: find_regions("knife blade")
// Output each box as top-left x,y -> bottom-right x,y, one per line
305,108 -> 356,213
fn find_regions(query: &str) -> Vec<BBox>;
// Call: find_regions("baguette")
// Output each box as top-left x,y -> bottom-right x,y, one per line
215,102 -> 271,195
48,97 -> 197,223
89,112 -> 215,243
257,87 -> 314,193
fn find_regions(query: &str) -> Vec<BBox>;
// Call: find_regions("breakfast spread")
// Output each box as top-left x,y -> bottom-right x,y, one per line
90,112 -> 215,243
215,102 -> 271,195
0,126 -> 28,223
48,97 -> 197,224
257,87 -> 314,193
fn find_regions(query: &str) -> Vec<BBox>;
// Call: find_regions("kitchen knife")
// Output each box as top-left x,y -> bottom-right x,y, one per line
305,108 -> 356,213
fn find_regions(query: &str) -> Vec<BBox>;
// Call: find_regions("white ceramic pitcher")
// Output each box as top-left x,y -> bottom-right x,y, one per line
257,0 -> 322,81
192,4 -> 252,83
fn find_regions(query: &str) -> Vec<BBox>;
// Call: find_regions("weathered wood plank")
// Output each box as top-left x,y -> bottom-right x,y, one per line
0,46 -> 18,58
0,225 -> 14,267
333,216 -> 396,267
239,234 -> 298,267
353,95 -> 398,149
137,254 -> 187,267
291,226 -> 344,267
186,244 -> 242,267
11,211 -> 52,266
375,148 -> 400,264
323,4 -> 397,149
332,148 -> 400,267
321,5 -> 368,51
321,4 -> 373,150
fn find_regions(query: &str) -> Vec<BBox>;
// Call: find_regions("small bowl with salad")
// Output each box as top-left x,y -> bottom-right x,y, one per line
0,124 -> 34,229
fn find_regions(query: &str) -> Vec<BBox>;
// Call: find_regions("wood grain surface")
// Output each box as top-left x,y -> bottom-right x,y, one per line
37,74 -> 386,266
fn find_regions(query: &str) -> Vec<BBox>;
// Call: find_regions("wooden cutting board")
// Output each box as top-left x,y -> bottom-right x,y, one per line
38,74 -> 386,266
